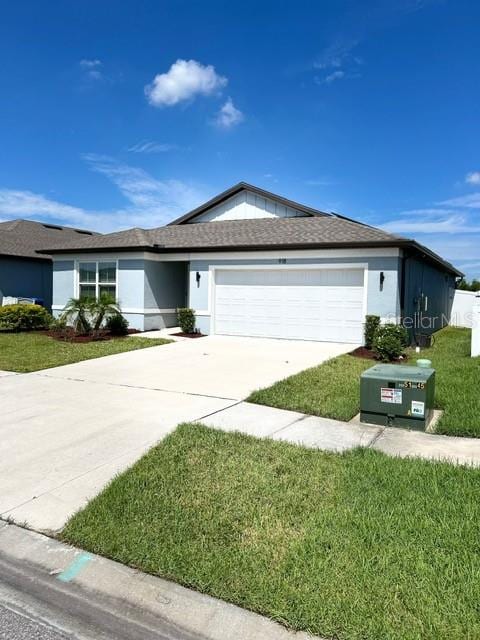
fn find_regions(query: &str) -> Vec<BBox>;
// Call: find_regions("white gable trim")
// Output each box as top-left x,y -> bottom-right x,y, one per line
190,189 -> 309,223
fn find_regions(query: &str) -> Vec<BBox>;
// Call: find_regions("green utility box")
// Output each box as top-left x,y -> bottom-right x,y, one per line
360,364 -> 435,430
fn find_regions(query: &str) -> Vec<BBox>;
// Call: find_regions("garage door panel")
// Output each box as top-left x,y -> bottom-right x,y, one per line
214,269 -> 365,343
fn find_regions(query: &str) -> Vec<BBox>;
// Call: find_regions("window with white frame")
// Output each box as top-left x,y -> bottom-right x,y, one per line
78,261 -> 117,301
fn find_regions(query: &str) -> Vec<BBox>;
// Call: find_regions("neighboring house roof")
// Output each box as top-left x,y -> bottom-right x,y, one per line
36,183 -> 463,277
0,219 -> 97,261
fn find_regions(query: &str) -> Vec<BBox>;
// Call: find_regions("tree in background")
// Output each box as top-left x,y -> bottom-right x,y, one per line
457,278 -> 480,292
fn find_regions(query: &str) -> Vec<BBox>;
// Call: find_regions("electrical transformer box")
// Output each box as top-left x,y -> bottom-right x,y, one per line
360,364 -> 435,430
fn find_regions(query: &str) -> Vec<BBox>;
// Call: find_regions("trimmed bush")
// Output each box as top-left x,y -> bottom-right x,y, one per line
106,313 -> 129,336
177,307 -> 195,334
372,323 -> 409,361
0,304 -> 52,331
364,315 -> 380,349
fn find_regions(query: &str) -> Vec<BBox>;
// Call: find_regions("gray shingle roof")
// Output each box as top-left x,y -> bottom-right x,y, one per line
0,219 -> 97,260
38,215 -> 462,276
37,215 -> 401,253
33,181 -> 462,277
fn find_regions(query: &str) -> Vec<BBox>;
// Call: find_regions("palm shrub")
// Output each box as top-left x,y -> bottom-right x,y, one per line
89,293 -> 121,331
364,315 -> 380,349
60,298 -> 92,334
372,324 -> 409,361
177,308 -> 195,334
61,294 -> 121,334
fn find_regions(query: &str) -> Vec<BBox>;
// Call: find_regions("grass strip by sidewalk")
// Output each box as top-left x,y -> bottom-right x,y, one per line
0,332 -> 171,372
62,423 -> 480,640
249,352 -> 372,421
248,327 -> 480,437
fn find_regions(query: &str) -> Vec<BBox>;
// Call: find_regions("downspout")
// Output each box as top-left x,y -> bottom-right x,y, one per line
400,250 -> 408,338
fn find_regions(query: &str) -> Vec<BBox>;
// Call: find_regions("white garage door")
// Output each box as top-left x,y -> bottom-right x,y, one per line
213,268 -> 365,343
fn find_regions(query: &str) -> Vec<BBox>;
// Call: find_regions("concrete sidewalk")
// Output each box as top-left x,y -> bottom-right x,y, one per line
202,402 -> 480,467
0,521 -> 316,640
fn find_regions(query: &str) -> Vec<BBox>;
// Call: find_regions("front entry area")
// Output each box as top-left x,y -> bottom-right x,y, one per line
213,267 -> 365,343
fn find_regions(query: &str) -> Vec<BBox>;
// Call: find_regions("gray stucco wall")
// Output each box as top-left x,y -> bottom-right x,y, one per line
144,260 -> 187,309
52,260 -> 75,307
117,259 -> 145,311
0,257 -> 53,309
52,257 -> 186,331
189,256 -> 402,335
402,256 -> 456,337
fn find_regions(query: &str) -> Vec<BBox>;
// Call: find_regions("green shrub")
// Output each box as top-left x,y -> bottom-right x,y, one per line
177,307 -> 195,334
364,315 -> 380,349
372,323 -> 409,361
106,313 -> 129,336
0,304 -> 52,331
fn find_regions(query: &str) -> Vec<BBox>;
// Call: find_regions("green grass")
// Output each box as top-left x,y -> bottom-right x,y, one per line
413,328 -> 479,436
249,327 -> 480,437
62,423 -> 480,640
249,352 -> 372,422
0,332 -> 171,372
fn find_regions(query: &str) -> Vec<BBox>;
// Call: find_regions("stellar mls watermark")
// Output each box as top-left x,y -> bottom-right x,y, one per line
382,313 -> 478,330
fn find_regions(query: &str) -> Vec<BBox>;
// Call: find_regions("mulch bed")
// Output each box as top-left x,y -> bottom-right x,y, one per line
172,332 -> 206,338
44,327 -> 140,343
349,346 -> 409,363
349,346 -> 378,360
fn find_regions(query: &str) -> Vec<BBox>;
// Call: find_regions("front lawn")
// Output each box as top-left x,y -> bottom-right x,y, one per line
62,423 -> 480,640
249,327 -> 480,438
0,332 -> 171,372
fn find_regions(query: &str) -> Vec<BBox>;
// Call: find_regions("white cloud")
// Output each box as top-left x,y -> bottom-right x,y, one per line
79,58 -> 103,81
465,172 -> 480,185
381,213 -> 479,235
213,98 -> 244,129
325,70 -> 345,83
315,70 -> 347,85
80,59 -> 101,68
0,190 -> 92,227
438,193 -> 480,208
127,140 -> 176,154
0,157 -> 207,232
379,201 -> 480,277
83,154 -> 205,218
145,59 -> 227,107
313,38 -> 359,70
305,178 -> 334,187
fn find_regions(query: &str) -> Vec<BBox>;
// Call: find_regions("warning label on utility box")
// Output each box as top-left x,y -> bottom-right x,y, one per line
381,388 -> 403,404
411,400 -> 425,416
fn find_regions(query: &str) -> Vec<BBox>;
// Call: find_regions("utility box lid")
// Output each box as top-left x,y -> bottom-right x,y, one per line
361,364 -> 434,382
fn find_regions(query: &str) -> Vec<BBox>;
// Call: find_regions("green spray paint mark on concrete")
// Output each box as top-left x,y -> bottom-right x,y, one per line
57,552 -> 93,582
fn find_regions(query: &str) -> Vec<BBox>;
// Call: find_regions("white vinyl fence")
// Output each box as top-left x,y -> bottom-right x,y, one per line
450,290 -> 478,328
472,296 -> 480,357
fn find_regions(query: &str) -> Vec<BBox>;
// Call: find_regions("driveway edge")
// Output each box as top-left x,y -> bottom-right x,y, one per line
0,521 -> 318,640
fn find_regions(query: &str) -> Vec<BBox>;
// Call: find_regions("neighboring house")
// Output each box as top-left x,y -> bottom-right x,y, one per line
0,219 -> 97,310
40,183 -> 462,343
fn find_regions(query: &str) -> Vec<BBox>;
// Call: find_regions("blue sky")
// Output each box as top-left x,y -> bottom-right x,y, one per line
0,0 -> 479,277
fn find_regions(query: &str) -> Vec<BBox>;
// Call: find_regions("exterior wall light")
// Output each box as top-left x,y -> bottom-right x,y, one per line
380,271 -> 385,291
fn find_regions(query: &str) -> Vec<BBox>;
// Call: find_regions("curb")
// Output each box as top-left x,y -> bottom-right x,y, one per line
0,521 -> 317,640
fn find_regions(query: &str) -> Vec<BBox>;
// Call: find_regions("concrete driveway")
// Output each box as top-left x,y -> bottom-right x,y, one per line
0,336 -> 352,532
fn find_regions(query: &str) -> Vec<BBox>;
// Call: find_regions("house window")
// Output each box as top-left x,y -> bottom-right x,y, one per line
78,261 -> 117,301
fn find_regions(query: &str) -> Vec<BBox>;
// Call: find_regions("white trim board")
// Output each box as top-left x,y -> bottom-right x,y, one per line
52,247 -> 401,263
51,305 -> 176,315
